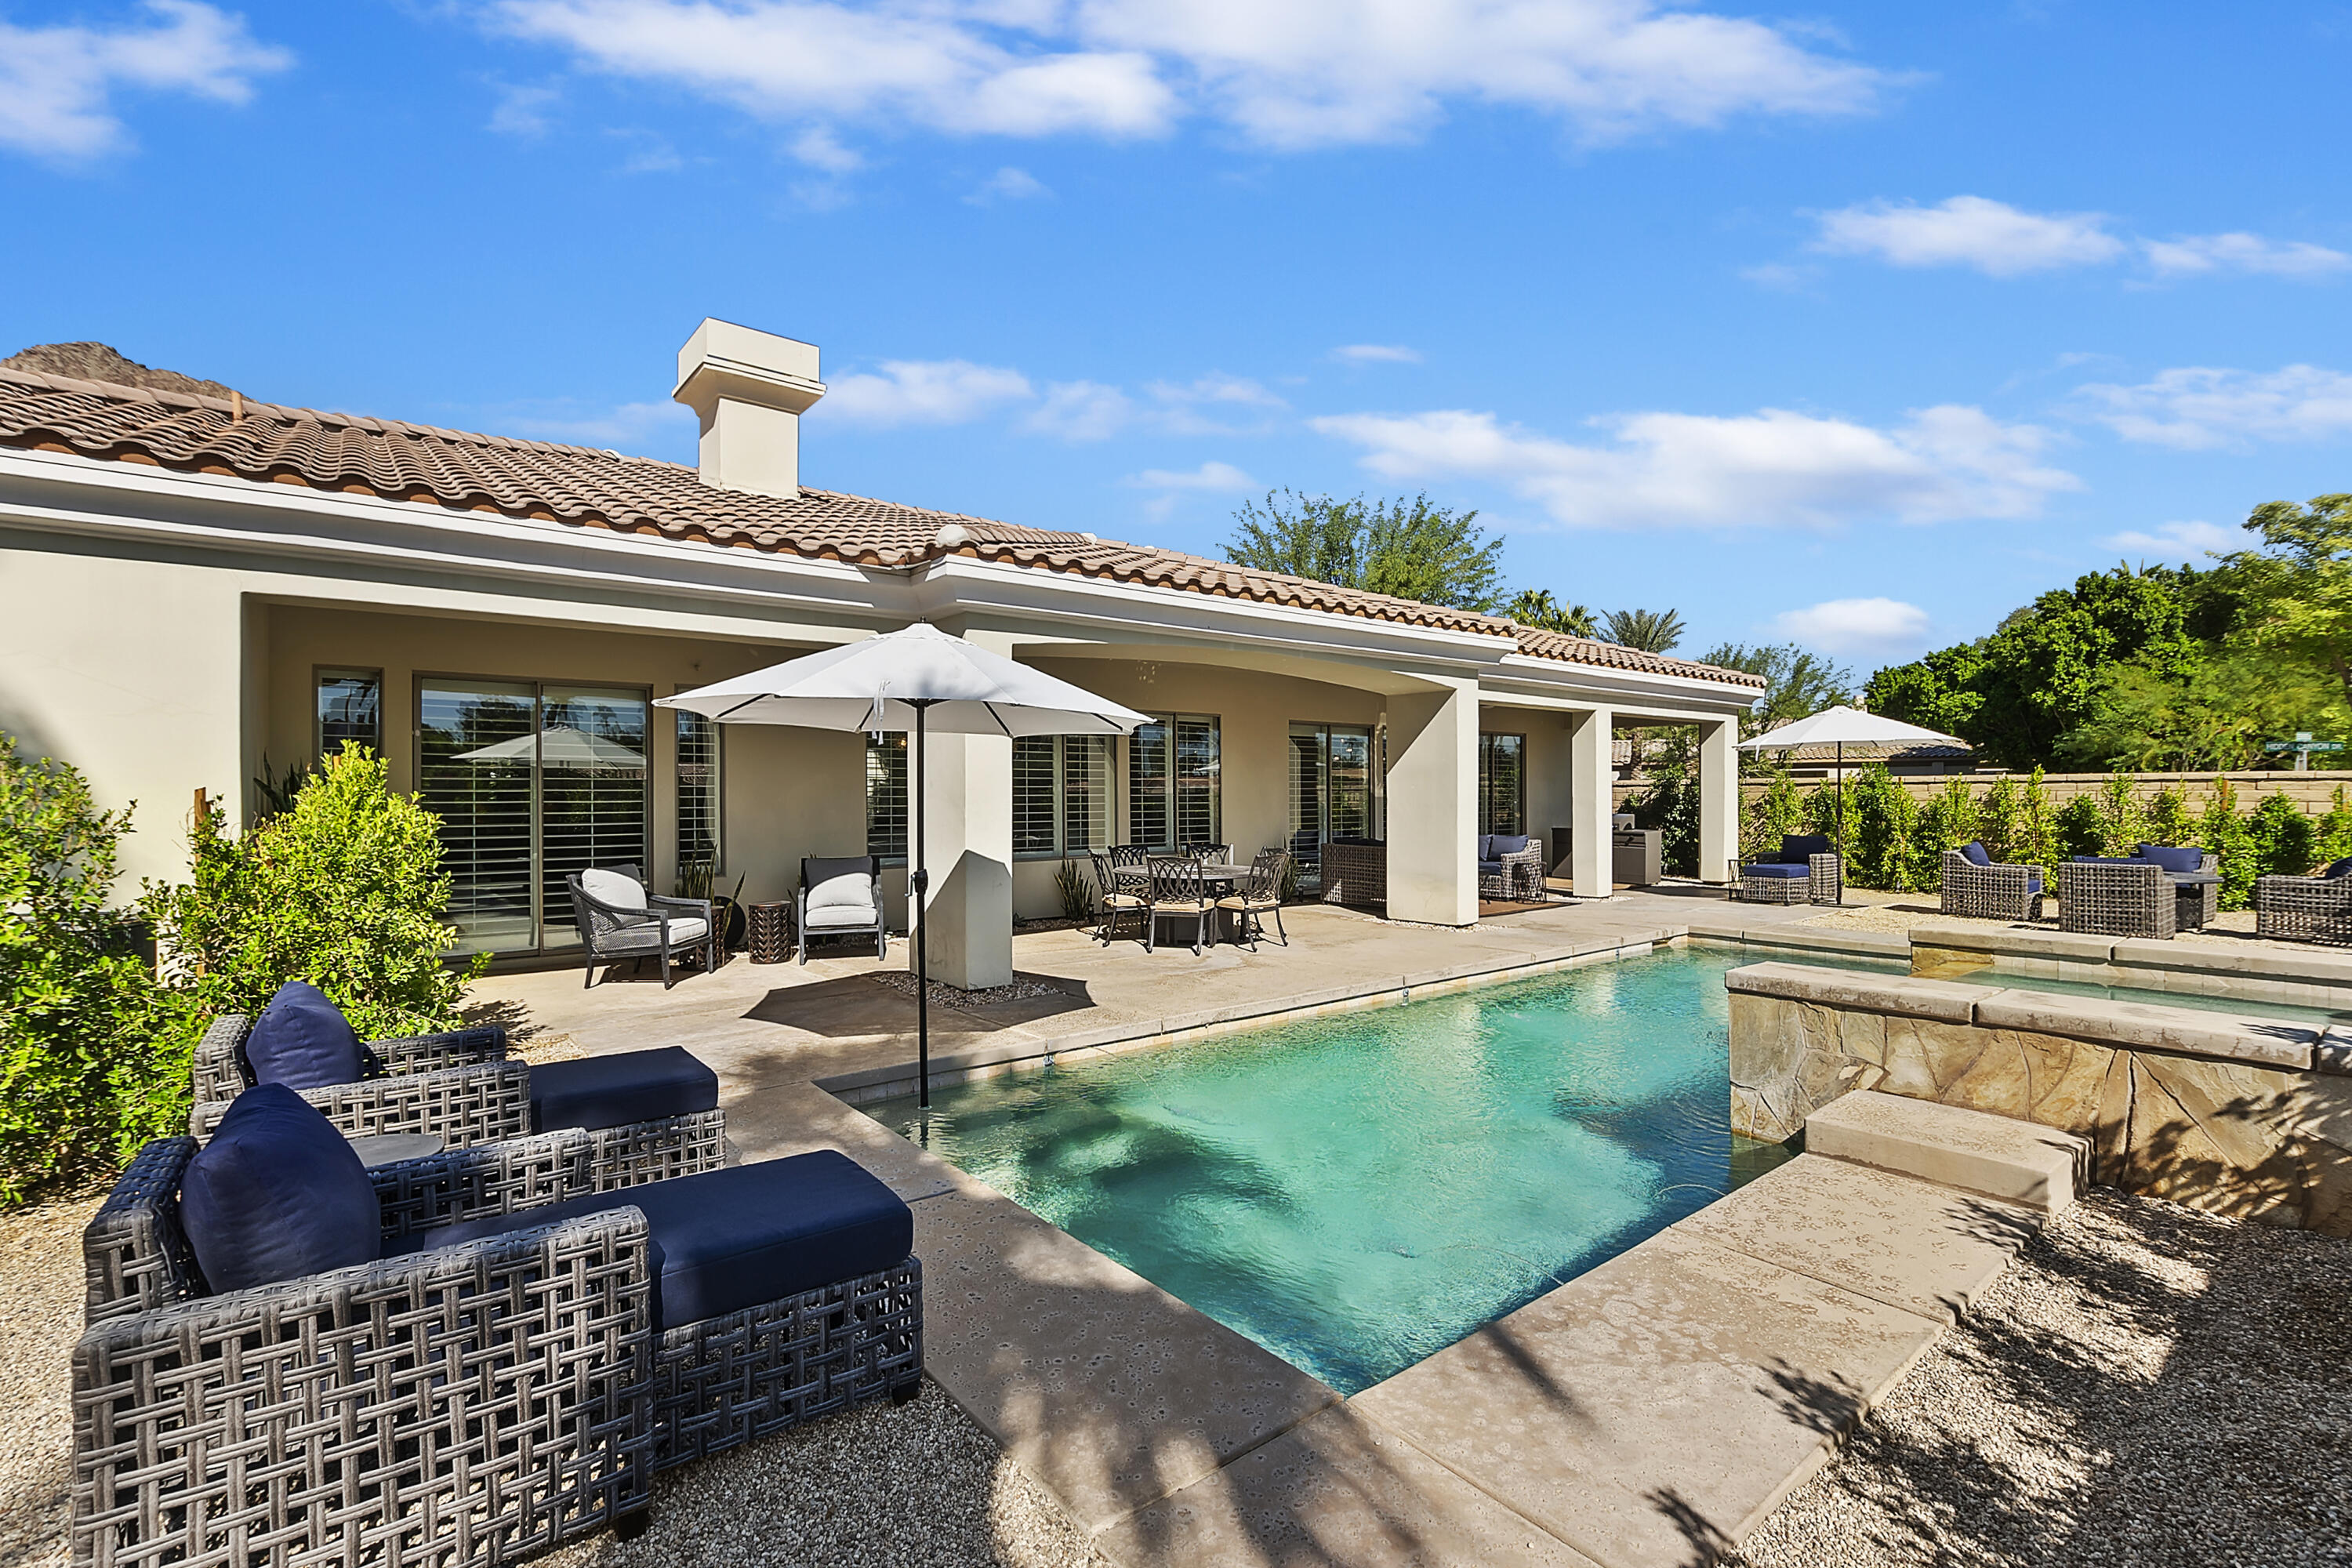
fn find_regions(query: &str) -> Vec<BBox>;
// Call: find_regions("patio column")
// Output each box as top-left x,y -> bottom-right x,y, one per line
1700,717 -> 1741,884
1384,675 -> 1479,925
919,630 -> 1014,990
1567,706 -> 1613,898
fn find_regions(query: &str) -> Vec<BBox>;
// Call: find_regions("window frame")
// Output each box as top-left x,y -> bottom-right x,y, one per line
865,731 -> 909,866
1478,731 -> 1527,837
1012,734 -> 1116,860
674,702 -> 724,873
1127,713 -> 1221,852
314,666 -> 384,761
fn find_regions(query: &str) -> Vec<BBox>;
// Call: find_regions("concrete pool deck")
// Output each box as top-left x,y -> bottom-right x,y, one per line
476,891 -> 2049,1566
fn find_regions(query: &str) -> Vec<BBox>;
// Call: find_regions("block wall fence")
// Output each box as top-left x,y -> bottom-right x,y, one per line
1616,771 -> 2352,814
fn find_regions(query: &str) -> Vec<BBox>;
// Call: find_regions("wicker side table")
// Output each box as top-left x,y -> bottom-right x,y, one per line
746,900 -> 794,964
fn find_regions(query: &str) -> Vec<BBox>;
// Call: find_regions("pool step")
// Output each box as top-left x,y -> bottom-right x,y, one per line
1804,1091 -> 2087,1214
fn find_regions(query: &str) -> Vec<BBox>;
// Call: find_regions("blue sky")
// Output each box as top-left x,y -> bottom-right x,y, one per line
4,2 -> 2348,679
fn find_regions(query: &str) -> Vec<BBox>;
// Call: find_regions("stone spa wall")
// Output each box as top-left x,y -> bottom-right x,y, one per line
1728,961 -> 2352,1236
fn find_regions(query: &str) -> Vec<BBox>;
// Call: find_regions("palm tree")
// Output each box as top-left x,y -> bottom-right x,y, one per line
1501,589 -> 1599,637
1600,607 -> 1687,654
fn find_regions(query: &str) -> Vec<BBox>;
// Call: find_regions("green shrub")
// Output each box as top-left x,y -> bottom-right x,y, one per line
2143,786 -> 2197,851
146,745 -> 487,1046
2054,795 -> 2103,861
1743,767 -> 1806,862
1846,764 -> 1921,891
2314,786 -> 2352,869
2249,791 -> 2317,884
1976,775 -> 2020,862
2199,779 -> 2257,911
2089,771 -> 2149,856
0,735 -> 174,1202
1053,858 -> 1093,923
1911,776 -> 1981,889
2017,768 -> 2060,871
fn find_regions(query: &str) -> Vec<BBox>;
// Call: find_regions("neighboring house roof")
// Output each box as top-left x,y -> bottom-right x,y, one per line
0,363 -> 1763,689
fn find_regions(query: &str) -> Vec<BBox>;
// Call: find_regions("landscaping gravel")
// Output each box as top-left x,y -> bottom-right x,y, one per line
1734,1189 -> 2352,1568
0,1190 -> 99,1568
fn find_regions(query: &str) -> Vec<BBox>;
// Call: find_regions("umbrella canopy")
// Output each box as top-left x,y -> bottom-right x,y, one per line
657,622 -> 1150,737
454,726 -> 647,770
658,622 -> 1149,1109
1738,705 -> 1967,752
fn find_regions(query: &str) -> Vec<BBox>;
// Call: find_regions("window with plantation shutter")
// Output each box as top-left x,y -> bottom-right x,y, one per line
1128,719 -> 1170,849
1127,715 -> 1219,851
866,733 -> 908,862
1062,735 -> 1110,853
676,709 -> 720,870
1013,736 -> 1058,854
1479,732 -> 1526,835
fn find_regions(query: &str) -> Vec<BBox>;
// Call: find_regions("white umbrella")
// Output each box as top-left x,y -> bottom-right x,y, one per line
659,623 -> 1149,1105
454,726 -> 647,771
1739,706 -> 1969,902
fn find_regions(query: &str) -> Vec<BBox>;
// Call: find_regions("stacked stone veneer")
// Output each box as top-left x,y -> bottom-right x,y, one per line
1730,960 -> 2352,1236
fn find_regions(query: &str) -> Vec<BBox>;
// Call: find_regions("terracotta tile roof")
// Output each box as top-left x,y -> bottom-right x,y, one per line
0,365 -> 1762,690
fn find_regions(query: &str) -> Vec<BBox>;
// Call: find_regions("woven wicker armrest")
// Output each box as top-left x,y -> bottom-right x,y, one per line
82,1138 -> 205,1324
370,1113 -> 730,1243
72,1209 -> 656,1568
188,1058 -> 532,1147
187,1014 -> 250,1104
365,1023 -> 509,1076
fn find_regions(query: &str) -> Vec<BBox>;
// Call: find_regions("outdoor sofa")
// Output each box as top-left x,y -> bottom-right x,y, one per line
568,863 -> 718,988
190,982 -> 724,1180
1940,842 -> 2045,922
2256,856 -> 2352,943
75,1085 -> 920,1568
798,855 -> 888,963
1477,833 -> 1544,901
1735,834 -> 1842,905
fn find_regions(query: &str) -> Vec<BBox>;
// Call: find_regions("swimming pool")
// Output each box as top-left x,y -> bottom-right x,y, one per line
880,944 -> 1809,1393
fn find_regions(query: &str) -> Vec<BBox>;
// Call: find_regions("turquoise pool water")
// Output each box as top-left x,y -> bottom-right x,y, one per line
880,946 -> 1807,1394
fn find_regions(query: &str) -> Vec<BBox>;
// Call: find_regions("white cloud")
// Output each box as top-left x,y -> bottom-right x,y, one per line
966,165 -> 1051,204
1311,403 -> 2079,530
2142,231 -> 2351,279
790,124 -> 863,172
1769,597 -> 1930,658
488,81 -> 559,137
1131,460 -> 1258,491
2100,520 -> 2237,560
1813,196 -> 2125,276
1022,380 -> 1135,441
502,399 -> 698,446
0,0 -> 291,162
1332,343 -> 1422,364
822,359 -> 1035,426
490,0 -> 1886,162
2076,364 -> 2352,449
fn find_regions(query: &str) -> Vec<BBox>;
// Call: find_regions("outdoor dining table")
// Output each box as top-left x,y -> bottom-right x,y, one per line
1114,859 -> 1254,944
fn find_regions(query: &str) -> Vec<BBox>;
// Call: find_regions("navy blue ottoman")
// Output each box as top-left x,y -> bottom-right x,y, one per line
530,1046 -> 718,1134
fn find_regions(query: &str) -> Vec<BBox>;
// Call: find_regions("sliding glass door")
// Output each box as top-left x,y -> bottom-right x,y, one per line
417,678 -> 648,955
1288,722 -> 1377,889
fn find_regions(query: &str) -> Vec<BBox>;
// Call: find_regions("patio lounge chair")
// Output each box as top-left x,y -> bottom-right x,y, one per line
1736,834 -> 1842,905
798,855 -> 887,963
74,1087 -> 921,1568
2257,857 -> 2352,943
2060,858 -> 2175,939
1477,834 -> 1545,901
568,864 -> 717,989
1940,842 -> 2045,922
1145,854 -> 1212,954
1087,850 -> 1145,944
1217,848 -> 1290,949
187,982 -> 725,1174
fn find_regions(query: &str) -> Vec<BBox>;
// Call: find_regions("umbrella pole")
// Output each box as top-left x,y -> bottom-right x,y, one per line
913,702 -> 931,1109
1836,740 -> 1846,906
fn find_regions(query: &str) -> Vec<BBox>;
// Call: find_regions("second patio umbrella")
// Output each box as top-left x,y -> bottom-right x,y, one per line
1738,705 -> 1969,902
659,623 -> 1149,1105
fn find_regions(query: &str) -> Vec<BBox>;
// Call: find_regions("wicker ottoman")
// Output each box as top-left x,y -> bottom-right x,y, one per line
1738,865 -> 1813,904
746,900 -> 793,964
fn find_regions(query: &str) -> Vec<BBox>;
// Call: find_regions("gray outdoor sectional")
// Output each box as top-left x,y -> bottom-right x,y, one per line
1940,844 -> 2045,922
2256,858 -> 2352,942
74,1086 -> 922,1568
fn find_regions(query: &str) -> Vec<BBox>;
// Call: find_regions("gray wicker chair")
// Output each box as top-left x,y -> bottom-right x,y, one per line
1319,838 -> 1386,911
2257,866 -> 2352,943
1477,835 -> 1546,901
2059,858 -> 2176,939
2137,846 -> 2221,928
1733,835 -> 1842,906
568,863 -> 717,989
75,1131 -> 921,1567
1940,847 -> 2045,922
797,855 -> 887,963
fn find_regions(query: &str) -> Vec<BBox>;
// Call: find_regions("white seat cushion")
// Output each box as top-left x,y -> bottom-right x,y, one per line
804,904 -> 877,931
806,873 -> 876,917
601,915 -> 706,948
582,867 -> 648,913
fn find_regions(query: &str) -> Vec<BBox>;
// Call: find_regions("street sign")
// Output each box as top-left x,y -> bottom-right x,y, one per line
2264,740 -> 2345,752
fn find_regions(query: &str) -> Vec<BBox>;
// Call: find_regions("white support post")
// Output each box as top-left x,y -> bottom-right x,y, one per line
919,629 -> 1015,989
1700,718 -> 1741,884
1568,706 -> 1614,899
1384,676 -> 1479,925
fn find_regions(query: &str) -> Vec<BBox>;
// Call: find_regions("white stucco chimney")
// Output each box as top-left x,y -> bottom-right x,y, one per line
672,318 -> 826,499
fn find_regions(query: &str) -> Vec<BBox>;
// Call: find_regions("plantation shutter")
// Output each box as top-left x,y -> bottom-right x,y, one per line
1175,717 -> 1220,846
417,680 -> 537,954
537,688 -> 649,946
866,734 -> 909,862
1013,736 -> 1058,854
1129,719 -> 1171,849
1063,736 -> 1111,853
676,709 -> 721,870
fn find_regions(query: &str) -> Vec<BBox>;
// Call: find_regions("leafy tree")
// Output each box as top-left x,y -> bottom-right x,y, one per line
2054,651 -> 2342,771
146,745 -> 488,1047
1701,642 -> 1854,738
2143,786 -> 2197,851
1225,490 -> 1504,611
1623,728 -> 1702,874
2199,779 -> 2258,910
0,735 -> 175,1200
1502,589 -> 1599,637
1976,775 -> 2020,862
2226,493 -> 2352,702
2317,786 -> 2352,869
1600,607 -> 1686,654
2249,790 -> 2317,883
1846,764 -> 1921,891
1744,765 -> 1806,862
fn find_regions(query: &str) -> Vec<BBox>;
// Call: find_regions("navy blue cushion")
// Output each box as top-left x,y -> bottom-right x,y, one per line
2327,858 -> 2352,880
530,1047 -> 717,1134
1782,835 -> 1833,862
1476,859 -> 1504,874
401,1150 -> 911,1334
1490,834 -> 1531,856
1958,840 -> 1993,868
1475,835 -> 1495,861
1743,862 -> 1813,880
241,981 -> 366,1091
2136,844 -> 2205,874
180,1083 -> 379,1294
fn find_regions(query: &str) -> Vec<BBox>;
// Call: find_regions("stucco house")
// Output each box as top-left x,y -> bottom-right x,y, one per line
0,321 -> 1762,989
